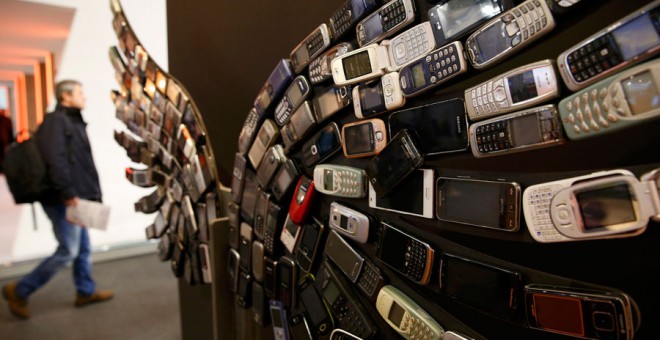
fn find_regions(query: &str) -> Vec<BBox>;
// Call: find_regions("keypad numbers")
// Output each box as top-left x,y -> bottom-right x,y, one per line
561,84 -> 625,136
392,25 -> 430,66
470,77 -> 509,117
526,186 -> 569,242
381,0 -> 407,32
336,170 -> 363,197
401,313 -> 437,340
331,2 -> 353,38
508,0 -> 549,43
423,44 -> 460,86
403,239 -> 426,282
566,34 -> 622,84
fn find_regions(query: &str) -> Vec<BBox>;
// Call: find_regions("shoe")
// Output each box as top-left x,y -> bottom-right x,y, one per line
74,290 -> 114,307
2,282 -> 30,319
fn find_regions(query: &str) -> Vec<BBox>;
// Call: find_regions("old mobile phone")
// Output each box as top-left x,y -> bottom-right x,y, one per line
314,164 -> 368,198
324,230 -> 365,282
439,253 -> 522,320
248,119 -> 279,169
329,0 -> 378,40
264,201 -> 286,256
331,44 -> 390,86
252,282 -> 269,326
257,145 -> 286,189
353,72 -> 406,118
281,214 -> 303,255
239,223 -> 253,273
369,168 -> 434,219
238,108 -> 262,155
465,60 -> 559,121
227,202 -> 240,250
365,129 -> 424,198
302,123 -> 342,168
289,314 -> 313,340
254,188 -> 270,240
290,24 -> 332,74
558,59 -> 660,140
231,153 -> 247,203
524,284 -> 638,340
465,0 -> 556,69
436,177 -> 521,232
378,222 -> 434,285
254,59 -> 294,116
275,76 -> 312,126
329,202 -> 372,243
376,285 -> 444,339
199,244 -> 212,284
277,256 -> 297,308
252,240 -> 265,282
264,257 -> 278,299
309,43 -> 353,84
295,218 -> 326,273
270,159 -> 301,201
270,300 -> 291,340
281,101 -> 317,150
228,249 -> 240,293
356,0 -> 416,47
469,105 -> 565,157
299,275 -> 334,336
312,85 -> 352,123
342,118 -> 387,158
240,170 -> 258,225
399,41 -> 468,97
383,21 -> 437,71
289,176 -> 316,225
428,0 -> 514,47
388,98 -> 469,156
557,1 -> 660,91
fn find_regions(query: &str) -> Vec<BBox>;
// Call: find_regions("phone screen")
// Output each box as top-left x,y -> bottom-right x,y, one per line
316,126 -> 340,156
313,87 -> 342,119
359,81 -> 386,116
612,13 -> 660,60
509,113 -> 543,146
474,21 -> 509,62
343,50 -> 373,80
529,293 -> 585,336
575,182 -> 636,230
378,226 -> 410,272
321,279 -> 341,305
361,13 -> 385,43
301,284 -> 327,326
622,70 -> 660,115
432,0 -> 501,40
240,171 -> 258,223
299,223 -> 320,254
437,178 -> 505,229
388,301 -> 406,326
345,123 -> 375,155
270,305 -> 283,327
374,169 -> 426,215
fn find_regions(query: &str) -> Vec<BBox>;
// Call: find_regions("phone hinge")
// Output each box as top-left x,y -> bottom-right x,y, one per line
376,45 -> 391,71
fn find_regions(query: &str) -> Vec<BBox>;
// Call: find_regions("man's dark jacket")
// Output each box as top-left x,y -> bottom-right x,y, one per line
37,104 -> 102,204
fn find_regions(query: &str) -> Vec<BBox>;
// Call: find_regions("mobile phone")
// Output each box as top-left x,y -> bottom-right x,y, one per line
252,240 -> 265,282
353,72 -> 406,118
231,153 -> 247,203
289,314 -> 313,340
146,211 -> 168,240
295,217 -> 326,273
383,21 -> 437,71
252,282 -> 269,326
264,201 -> 286,256
248,119 -> 280,169
134,187 -> 165,214
388,98 -> 469,156
309,43 -> 353,84
302,122 -> 342,168
439,253 -> 522,320
377,222 -> 434,285
270,159 -> 301,202
428,0 -> 514,47
157,232 -> 173,262
299,275 -> 334,336
311,85 -> 352,123
264,257 -> 278,299
369,168 -> 434,219
465,0 -> 556,69
376,285 -> 444,339
254,59 -> 294,116
238,108 -> 262,155
465,60 -> 559,121
280,214 -> 302,255
313,164 -> 368,198
324,230 -> 364,283
365,129 -> 424,198
275,75 -> 312,126
240,170 -> 258,225
399,41 -> 468,97
341,118 -> 387,158
289,176 -> 316,225
436,177 -> 521,232
290,24 -> 332,74
469,105 -> 565,157
329,202 -> 372,243
199,244 -> 212,284
228,249 -> 240,294
270,300 -> 291,340
163,102 -> 182,138
356,0 -> 417,47
356,260 -> 386,302
329,0 -> 379,40
331,44 -> 391,86
254,189 -> 270,240
257,145 -> 286,189
558,59 -> 660,140
281,101 -> 317,150
227,201 -> 240,250
557,1 -> 660,91
239,223 -> 253,273
277,256 -> 297,308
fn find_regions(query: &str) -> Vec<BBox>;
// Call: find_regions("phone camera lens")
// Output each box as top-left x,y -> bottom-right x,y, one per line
593,311 -> 614,331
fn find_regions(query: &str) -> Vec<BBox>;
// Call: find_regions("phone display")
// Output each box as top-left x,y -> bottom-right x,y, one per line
353,72 -> 405,118
365,129 -> 424,197
428,0 -> 514,46
295,218 -> 325,273
312,85 -> 352,123
356,0 -> 416,47
270,159 -> 300,202
342,118 -> 387,158
369,168 -> 434,219
239,223 -> 253,273
302,123 -> 342,168
377,222 -> 434,285
280,214 -> 302,255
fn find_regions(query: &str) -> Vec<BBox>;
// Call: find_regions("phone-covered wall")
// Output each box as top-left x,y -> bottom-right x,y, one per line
168,0 -> 660,339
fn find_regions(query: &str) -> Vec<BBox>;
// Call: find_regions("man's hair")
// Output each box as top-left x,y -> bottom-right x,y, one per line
55,80 -> 82,103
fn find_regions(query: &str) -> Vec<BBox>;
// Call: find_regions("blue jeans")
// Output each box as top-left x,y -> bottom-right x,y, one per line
15,203 -> 95,299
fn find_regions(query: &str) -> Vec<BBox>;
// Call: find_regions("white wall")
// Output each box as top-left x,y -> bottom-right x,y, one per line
12,0 -> 168,261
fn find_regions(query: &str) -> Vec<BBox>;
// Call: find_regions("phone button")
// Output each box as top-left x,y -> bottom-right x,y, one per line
555,204 -> 572,225
376,131 -> 384,141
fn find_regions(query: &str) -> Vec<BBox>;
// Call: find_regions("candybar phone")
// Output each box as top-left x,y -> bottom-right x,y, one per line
254,188 -> 270,240
248,119 -> 279,169
365,129 -> 423,198
525,284 -> 639,340
356,0 -> 416,47
240,170 -> 258,224
264,257 -> 278,299
324,230 -> 364,283
309,43 -> 353,84
252,282 -> 269,326
331,44 -> 390,86
399,41 -> 468,97
388,98 -> 469,156
264,201 -> 286,256
290,24 -> 332,74
342,118 -> 387,158
329,0 -> 379,40
231,153 -> 247,203
295,217 -> 326,273
275,75 -> 312,126
238,108 -> 262,155
439,253 -> 522,320
557,1 -> 660,91
277,256 -> 297,308
299,275 -> 334,336
428,0 -> 514,47
376,285 -> 444,339
465,60 -> 559,121
252,240 -> 265,282
228,249 -> 240,293
254,59 -> 294,116
257,145 -> 286,189
199,244 -> 212,284
312,85 -> 352,123
270,300 -> 291,340
558,59 -> 660,140
369,168 -> 434,219
469,105 -> 565,157
314,164 -> 367,199
239,223 -> 253,273
377,222 -> 434,285
281,101 -> 317,150
280,214 -> 302,255
436,177 -> 521,232
465,0 -> 555,69
302,122 -> 342,168
383,21 -> 436,71
289,176 -> 316,225
353,72 -> 406,118
227,201 -> 240,250
270,159 -> 301,202
329,202 -> 372,243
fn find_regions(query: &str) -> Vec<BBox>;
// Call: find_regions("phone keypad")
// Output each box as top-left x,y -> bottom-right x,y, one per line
424,44 -> 461,85
331,2 -> 354,39
475,109 -> 561,154
526,186 -> 570,242
562,84 -> 625,136
507,0 -> 549,43
382,0 -> 407,32
401,314 -> 437,340
238,111 -> 258,154
403,240 -> 426,282
274,100 -> 292,126
335,170 -> 364,198
470,77 -> 509,116
357,261 -> 384,298
264,228 -> 276,255
331,292 -> 372,338
566,34 -> 621,84
307,31 -> 326,58
392,25 -> 431,66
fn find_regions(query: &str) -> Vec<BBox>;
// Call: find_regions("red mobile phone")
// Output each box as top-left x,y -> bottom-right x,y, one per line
289,176 -> 315,225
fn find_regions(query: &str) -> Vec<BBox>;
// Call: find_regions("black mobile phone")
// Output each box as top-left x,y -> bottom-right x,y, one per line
240,170 -> 258,224
377,222 -> 434,285
236,271 -> 252,308
264,257 -> 278,299
324,230 -> 364,283
289,313 -> 313,340
270,159 -> 301,202
365,129 -> 423,197
264,201 -> 285,256
428,0 -> 515,46
439,253 -> 522,320
277,256 -> 297,309
252,282 -> 270,326
295,218 -> 326,274
299,275 -> 334,336
302,122 -> 342,168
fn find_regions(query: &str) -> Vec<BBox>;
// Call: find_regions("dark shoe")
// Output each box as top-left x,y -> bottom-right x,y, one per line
74,290 -> 114,307
2,282 -> 30,319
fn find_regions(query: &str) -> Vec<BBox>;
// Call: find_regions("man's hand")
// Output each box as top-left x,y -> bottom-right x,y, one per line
65,196 -> 79,207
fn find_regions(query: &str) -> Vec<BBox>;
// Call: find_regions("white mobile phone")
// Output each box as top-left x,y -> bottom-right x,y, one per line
382,21 -> 437,71
280,214 -> 302,255
331,44 -> 390,86
353,72 -> 405,119
368,168 -> 434,219
376,285 -> 444,339
313,164 -> 368,198
329,202 -> 371,244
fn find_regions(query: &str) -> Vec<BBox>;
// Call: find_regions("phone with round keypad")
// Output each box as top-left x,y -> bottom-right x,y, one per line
376,285 -> 444,339
313,164 -> 367,198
